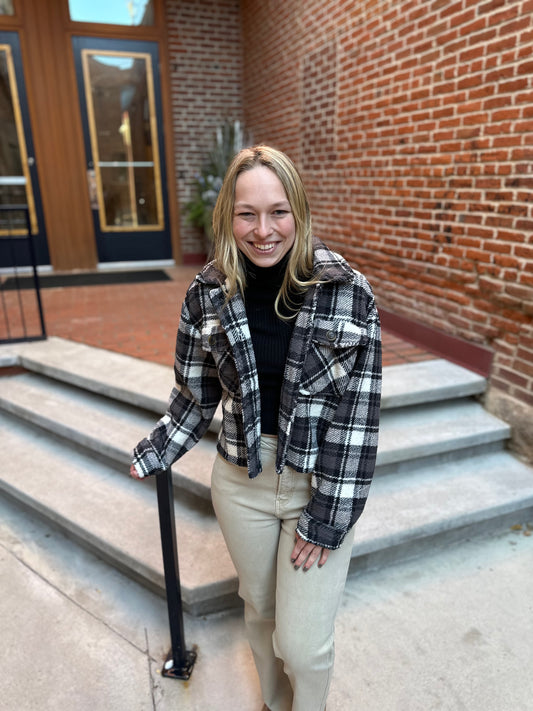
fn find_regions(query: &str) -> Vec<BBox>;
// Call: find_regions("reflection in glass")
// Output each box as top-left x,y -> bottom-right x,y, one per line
82,51 -> 163,231
0,1 -> 14,16
69,0 -> 154,26
0,46 -> 37,234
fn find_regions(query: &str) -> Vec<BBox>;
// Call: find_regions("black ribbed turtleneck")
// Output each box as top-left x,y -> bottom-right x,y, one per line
242,253 -> 300,435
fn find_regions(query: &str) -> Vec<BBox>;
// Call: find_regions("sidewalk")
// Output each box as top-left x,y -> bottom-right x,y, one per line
1,492 -> 532,710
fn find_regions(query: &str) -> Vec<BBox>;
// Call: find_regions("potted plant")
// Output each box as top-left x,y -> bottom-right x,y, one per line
185,120 -> 246,240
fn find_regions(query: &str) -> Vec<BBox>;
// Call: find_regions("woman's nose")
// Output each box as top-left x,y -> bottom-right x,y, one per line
254,214 -> 273,238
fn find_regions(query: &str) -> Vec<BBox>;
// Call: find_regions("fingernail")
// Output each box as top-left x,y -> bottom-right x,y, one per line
294,565 -> 299,571
290,558 -> 296,564
303,567 -> 309,573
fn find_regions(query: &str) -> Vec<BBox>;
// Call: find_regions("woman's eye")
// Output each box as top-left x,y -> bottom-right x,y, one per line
273,210 -> 289,216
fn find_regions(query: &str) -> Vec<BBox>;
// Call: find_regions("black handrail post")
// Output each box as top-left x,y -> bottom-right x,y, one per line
23,205 -> 46,338
156,467 -> 197,680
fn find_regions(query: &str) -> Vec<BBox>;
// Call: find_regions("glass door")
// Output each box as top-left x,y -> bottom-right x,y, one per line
0,31 -> 48,267
72,36 -> 171,263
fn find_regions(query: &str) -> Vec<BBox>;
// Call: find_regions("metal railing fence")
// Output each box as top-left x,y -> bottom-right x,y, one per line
0,204 -> 46,344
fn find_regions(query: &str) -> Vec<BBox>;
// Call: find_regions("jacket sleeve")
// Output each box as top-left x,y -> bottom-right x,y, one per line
296,292 -> 382,549
131,289 -> 222,478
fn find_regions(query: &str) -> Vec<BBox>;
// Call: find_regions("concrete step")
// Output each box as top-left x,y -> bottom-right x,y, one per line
1,336 -> 486,414
0,336 -> 222,433
353,450 -> 533,571
376,398 -> 510,467
0,411 -> 237,616
2,336 -> 531,617
0,372 -> 506,505
0,371 -> 216,501
380,358 -> 486,408
1,407 -> 532,617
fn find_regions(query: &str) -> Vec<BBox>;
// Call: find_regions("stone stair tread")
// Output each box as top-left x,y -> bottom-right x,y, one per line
357,450 -> 533,555
377,398 -> 509,466
381,358 -> 485,408
2,337 -> 485,415
0,371 -> 216,499
4,336 -> 223,432
0,412 -> 237,612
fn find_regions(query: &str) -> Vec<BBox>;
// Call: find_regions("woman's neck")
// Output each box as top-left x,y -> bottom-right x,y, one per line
242,251 -> 290,287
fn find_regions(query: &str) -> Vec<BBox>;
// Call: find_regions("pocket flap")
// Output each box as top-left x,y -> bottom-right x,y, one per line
311,319 -> 368,348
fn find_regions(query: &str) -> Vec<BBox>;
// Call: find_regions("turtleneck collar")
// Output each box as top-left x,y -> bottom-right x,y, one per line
242,250 -> 291,288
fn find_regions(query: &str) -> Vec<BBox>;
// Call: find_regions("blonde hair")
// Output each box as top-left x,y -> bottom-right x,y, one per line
212,145 -> 319,318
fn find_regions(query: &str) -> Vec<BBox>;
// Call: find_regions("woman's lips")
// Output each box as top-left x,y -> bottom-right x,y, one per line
251,242 -> 277,252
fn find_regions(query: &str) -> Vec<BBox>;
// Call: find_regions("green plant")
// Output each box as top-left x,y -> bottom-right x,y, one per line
185,120 -> 246,238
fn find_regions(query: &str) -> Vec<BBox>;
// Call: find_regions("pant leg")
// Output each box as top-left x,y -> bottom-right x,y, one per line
211,437 -> 355,711
274,514 -> 355,711
211,439 -> 293,711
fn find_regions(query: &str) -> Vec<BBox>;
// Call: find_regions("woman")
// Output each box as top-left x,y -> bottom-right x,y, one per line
131,146 -> 382,711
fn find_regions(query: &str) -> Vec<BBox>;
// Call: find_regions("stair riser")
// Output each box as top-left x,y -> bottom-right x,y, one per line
13,350 -> 488,413
17,356 -> 168,416
0,401 -> 215,502
348,503 -> 533,578
0,481 -> 239,616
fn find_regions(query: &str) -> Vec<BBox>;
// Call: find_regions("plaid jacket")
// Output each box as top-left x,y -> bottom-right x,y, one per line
132,239 -> 382,549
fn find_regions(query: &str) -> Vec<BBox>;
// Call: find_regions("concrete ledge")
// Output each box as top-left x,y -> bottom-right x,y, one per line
1,337 -> 486,417
381,358 -> 486,408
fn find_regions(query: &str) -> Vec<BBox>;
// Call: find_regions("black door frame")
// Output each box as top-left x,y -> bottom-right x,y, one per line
72,36 -> 171,264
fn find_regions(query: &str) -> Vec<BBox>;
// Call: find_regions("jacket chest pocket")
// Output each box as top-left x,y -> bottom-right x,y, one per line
299,320 -> 368,397
201,327 -> 240,396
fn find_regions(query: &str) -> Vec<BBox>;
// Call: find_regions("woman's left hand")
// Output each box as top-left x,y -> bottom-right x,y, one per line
291,531 -> 330,572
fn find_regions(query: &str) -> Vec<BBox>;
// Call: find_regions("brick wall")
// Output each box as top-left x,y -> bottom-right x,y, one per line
240,0 -> 533,454
165,0 -> 243,261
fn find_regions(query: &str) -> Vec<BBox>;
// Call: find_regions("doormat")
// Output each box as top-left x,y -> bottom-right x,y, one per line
1,269 -> 172,290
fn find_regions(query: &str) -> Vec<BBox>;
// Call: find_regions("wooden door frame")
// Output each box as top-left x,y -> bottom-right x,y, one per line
0,0 -> 181,270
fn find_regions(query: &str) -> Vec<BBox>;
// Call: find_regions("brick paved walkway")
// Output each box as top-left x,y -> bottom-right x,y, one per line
4,265 -> 435,368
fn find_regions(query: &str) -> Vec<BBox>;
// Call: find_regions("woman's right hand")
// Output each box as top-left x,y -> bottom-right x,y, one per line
130,464 -> 144,480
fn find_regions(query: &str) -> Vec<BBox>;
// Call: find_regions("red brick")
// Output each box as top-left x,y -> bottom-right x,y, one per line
237,0 -> 533,406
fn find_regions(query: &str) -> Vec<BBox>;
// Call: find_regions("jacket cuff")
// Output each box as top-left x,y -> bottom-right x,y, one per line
296,509 -> 348,550
132,438 -> 166,478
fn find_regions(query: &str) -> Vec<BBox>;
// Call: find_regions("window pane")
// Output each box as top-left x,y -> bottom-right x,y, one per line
100,166 -> 157,227
68,0 -> 154,26
82,50 -> 163,230
0,1 -> 14,16
0,49 -> 23,177
0,46 -> 37,234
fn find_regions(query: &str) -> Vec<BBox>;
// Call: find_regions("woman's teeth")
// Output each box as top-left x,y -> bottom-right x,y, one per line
254,243 -> 275,251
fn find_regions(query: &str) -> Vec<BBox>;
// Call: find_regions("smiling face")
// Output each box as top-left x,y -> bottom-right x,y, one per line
232,165 -> 296,267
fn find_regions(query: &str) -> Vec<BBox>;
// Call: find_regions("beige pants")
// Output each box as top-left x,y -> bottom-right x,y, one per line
211,436 -> 355,711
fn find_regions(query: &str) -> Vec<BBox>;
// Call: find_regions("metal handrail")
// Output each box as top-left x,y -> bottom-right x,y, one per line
156,467 -> 197,679
0,204 -> 46,344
